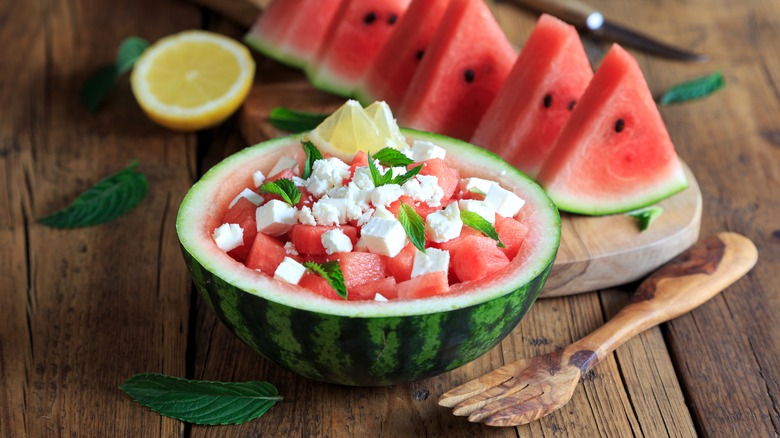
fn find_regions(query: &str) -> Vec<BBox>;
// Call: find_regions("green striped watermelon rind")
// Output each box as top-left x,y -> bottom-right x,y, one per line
176,130 -> 560,386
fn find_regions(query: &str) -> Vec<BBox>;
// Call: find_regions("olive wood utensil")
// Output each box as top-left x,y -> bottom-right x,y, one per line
439,232 -> 757,427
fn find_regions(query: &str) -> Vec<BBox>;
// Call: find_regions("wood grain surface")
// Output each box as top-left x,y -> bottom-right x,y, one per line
1,0 -> 778,437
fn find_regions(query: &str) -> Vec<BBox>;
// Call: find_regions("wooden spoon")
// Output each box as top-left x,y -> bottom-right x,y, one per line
439,232 -> 758,427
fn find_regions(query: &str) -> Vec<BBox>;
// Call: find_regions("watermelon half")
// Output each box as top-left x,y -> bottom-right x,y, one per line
176,131 -> 560,386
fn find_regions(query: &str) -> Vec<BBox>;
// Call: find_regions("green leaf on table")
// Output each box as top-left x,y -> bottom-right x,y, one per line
116,37 -> 149,74
304,260 -> 347,299
658,71 -> 725,105
258,178 -> 301,206
398,203 -> 426,253
81,65 -> 118,113
373,147 -> 413,167
301,140 -> 323,179
119,373 -> 282,425
38,160 -> 147,228
269,107 -> 329,132
626,205 -> 664,231
460,210 -> 505,248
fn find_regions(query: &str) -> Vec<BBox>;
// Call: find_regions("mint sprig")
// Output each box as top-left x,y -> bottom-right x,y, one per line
398,203 -> 426,253
367,152 -> 422,187
81,36 -> 149,112
626,206 -> 664,231
301,140 -> 323,179
259,179 -> 301,206
372,147 -> 413,167
304,261 -> 347,299
119,373 -> 282,425
38,160 -> 147,228
269,107 -> 329,132
658,71 -> 725,105
461,210 -> 505,248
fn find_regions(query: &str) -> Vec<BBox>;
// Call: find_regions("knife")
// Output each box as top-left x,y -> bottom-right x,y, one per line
512,0 -> 707,62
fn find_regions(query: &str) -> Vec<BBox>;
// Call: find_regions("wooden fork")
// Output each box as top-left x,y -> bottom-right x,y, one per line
439,232 -> 758,427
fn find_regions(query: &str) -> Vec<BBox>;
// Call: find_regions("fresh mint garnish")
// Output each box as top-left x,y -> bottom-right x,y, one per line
269,107 -> 328,132
119,373 -> 282,425
460,210 -> 505,248
626,206 -> 664,231
116,37 -> 150,74
398,203 -> 426,253
390,164 -> 423,186
301,140 -> 323,179
81,36 -> 149,112
304,261 -> 347,299
38,160 -> 147,228
367,152 -> 423,187
258,179 -> 301,206
658,71 -> 725,105
372,147 -> 413,167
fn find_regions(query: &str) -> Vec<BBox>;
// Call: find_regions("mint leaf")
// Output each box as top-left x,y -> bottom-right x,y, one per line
373,148 -> 413,167
81,65 -> 118,113
38,160 -> 147,228
626,206 -> 664,231
116,37 -> 149,74
461,210 -> 505,248
119,373 -> 282,425
259,179 -> 301,206
390,164 -> 423,186
367,152 -> 392,187
301,140 -> 323,179
398,203 -> 426,253
269,107 -> 328,132
659,71 -> 725,105
304,260 -> 347,299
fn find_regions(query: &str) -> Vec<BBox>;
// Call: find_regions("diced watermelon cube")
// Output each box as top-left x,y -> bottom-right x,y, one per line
221,197 -> 258,261
299,273 -> 343,300
387,196 -> 441,218
289,225 -> 358,255
451,235 -> 510,282
397,271 -> 449,299
495,215 -> 529,259
245,232 -> 288,275
428,226 -> 482,257
328,252 -> 387,291
418,158 -> 460,201
350,276 -> 398,301
385,242 -> 416,283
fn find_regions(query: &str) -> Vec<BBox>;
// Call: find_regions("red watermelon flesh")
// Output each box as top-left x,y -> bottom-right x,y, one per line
244,0 -> 343,69
536,44 -> 688,215
350,276 -> 398,300
397,0 -> 515,140
289,225 -> 359,255
451,235 -> 510,283
328,252 -> 388,292
471,14 -> 593,178
222,197 -> 258,261
245,232 -> 288,275
356,0 -> 451,109
397,272 -> 450,300
306,0 -> 411,97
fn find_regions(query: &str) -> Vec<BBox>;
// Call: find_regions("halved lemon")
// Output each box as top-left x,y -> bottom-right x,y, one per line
131,30 -> 255,132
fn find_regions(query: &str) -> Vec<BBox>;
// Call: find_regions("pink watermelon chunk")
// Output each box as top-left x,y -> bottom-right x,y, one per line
356,0 -> 451,109
397,0 -> 515,140
306,0 -> 411,97
536,44 -> 688,215
397,272 -> 450,300
451,235 -> 510,282
350,276 -> 398,300
243,0 -> 343,69
328,252 -> 388,292
289,224 -> 359,255
245,232 -> 288,275
471,14 -> 593,178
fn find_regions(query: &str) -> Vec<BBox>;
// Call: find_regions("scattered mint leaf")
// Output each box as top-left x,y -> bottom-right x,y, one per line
398,203 -> 426,253
367,152 -> 393,187
626,206 -> 664,231
81,65 -> 118,113
38,160 -> 147,228
390,164 -> 423,186
269,107 -> 328,132
461,210 -> 505,248
259,179 -> 301,206
301,140 -> 323,179
373,148 -> 413,167
116,37 -> 149,74
119,373 -> 282,425
304,260 -> 347,299
658,71 -> 725,105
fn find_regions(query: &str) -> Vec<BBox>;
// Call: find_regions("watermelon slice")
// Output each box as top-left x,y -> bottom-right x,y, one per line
396,0 -> 516,140
243,0 -> 343,69
305,0 -> 411,97
355,0 -> 451,109
471,14 -> 593,178
536,44 -> 688,215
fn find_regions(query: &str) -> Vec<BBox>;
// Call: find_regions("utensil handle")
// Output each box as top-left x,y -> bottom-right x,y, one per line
570,232 -> 757,371
511,0 -> 601,28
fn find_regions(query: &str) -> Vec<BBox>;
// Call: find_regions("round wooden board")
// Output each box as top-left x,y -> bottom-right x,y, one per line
238,82 -> 703,298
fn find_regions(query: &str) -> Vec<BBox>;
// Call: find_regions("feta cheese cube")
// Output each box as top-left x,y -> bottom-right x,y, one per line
374,293 -> 389,302
273,257 -> 306,285
460,177 -> 495,196
312,196 -> 349,225
411,248 -> 450,278
321,229 -> 354,254
371,184 -> 404,207
425,202 -> 462,243
358,216 -> 407,257
252,170 -> 266,188
411,140 -> 447,162
306,157 -> 350,197
485,184 -> 525,217
373,205 -> 395,220
458,199 -> 496,224
228,188 -> 264,208
212,223 -> 244,252
268,156 -> 300,177
256,200 -> 297,236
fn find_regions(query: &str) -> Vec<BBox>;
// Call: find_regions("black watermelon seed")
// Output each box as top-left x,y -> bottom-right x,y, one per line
415,50 -> 424,61
364,12 -> 377,25
387,13 -> 398,25
543,93 -> 553,108
615,118 -> 625,133
568,100 -> 576,111
464,69 -> 475,83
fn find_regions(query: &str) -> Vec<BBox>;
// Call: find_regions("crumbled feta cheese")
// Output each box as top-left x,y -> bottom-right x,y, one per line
358,216 -> 407,257
268,156 -> 300,177
484,184 -> 525,217
295,205 -> 316,226
351,166 -> 376,190
312,196 -> 349,225
425,202 -> 462,243
373,205 -> 395,220
212,223 -> 244,252
402,175 -> 444,207
357,208 -> 375,226
374,293 -> 389,302
460,177 -> 495,196
371,184 -> 404,207
390,166 -> 408,178
228,188 -> 264,208
398,145 -> 414,159
284,241 -> 298,255
321,229 -> 353,254
256,200 -> 297,236
292,176 -> 307,187
273,257 -> 306,285
411,248 -> 450,278
252,170 -> 266,188
458,199 -> 496,224
411,140 -> 447,162
306,157 -> 350,197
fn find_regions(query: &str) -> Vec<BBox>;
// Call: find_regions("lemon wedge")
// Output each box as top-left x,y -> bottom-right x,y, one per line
131,30 -> 255,132
365,101 -> 408,150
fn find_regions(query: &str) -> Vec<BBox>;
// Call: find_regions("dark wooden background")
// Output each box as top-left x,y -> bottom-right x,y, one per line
1,0 -> 778,436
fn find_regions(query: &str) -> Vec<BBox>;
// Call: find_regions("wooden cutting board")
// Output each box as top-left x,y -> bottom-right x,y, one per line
238,82 -> 702,297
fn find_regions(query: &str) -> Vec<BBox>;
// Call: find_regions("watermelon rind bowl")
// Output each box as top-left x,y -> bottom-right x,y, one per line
176,130 -> 561,386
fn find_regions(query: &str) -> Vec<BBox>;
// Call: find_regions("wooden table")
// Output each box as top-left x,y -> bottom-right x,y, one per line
2,0 -> 779,436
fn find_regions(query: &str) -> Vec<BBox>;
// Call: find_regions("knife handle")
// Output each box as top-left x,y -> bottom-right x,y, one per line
511,0 -> 602,29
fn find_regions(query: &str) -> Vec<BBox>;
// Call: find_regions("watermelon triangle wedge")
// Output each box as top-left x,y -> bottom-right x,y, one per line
536,44 -> 688,215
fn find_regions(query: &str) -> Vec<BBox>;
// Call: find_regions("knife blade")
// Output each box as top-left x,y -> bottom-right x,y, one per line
511,0 -> 707,62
